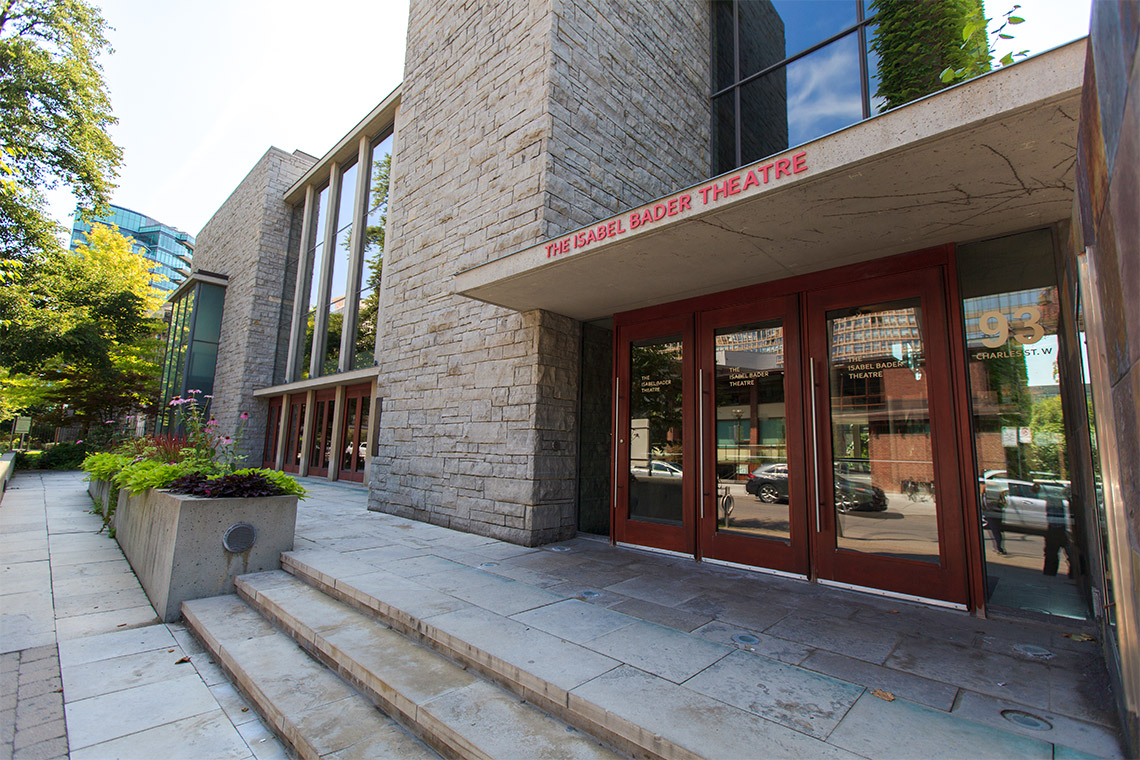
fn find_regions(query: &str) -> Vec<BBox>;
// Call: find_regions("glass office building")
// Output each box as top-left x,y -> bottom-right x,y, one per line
69,204 -> 194,292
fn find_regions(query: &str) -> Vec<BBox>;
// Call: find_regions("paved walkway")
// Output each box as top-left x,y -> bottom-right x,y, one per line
0,470 -> 1127,758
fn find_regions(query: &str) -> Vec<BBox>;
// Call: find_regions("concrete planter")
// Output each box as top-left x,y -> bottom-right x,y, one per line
114,488 -> 298,622
87,477 -> 116,519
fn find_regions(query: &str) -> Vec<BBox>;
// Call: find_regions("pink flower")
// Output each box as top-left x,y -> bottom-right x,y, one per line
239,412 -> 249,420
204,395 -> 213,399
105,420 -> 114,424
188,389 -> 201,395
76,439 -> 83,444
221,436 -> 233,445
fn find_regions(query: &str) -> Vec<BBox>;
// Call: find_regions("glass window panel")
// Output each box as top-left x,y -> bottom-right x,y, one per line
193,284 -> 225,343
356,135 -> 393,369
743,1 -> 859,80
307,186 -> 330,312
784,31 -> 863,150
958,230 -> 1086,619
355,397 -> 370,472
185,341 -> 217,397
712,0 -> 736,91
828,298 -> 940,563
628,336 -> 684,525
716,320 -> 790,542
340,397 -> 358,472
308,401 -> 326,468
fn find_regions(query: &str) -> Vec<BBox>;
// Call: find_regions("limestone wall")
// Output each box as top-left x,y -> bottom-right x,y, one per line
192,148 -> 314,463
369,0 -> 712,544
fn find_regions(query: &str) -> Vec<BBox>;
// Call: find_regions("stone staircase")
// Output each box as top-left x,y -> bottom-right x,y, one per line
182,547 -> 859,760
182,562 -> 625,760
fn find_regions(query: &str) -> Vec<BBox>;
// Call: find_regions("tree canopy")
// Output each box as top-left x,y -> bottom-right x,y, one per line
0,223 -> 165,428
0,0 -> 121,266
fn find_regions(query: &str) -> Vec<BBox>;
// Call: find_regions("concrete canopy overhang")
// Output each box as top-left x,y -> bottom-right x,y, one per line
452,41 -> 1085,322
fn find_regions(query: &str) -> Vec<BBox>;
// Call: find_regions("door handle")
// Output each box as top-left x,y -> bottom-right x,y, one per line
698,368 -> 706,517
810,359 -> 821,533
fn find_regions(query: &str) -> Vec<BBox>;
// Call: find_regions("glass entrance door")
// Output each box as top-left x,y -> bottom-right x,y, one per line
614,315 -> 695,554
614,263 -> 969,605
698,295 -> 809,575
806,267 -> 969,605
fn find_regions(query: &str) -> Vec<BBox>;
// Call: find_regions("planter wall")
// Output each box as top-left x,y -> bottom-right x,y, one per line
114,488 -> 297,622
87,478 -> 115,519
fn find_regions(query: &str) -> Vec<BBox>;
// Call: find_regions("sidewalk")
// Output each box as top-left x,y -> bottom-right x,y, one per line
1,469 -> 1126,758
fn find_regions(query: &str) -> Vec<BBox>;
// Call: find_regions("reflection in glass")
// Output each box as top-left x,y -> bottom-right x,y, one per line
958,230 -> 1086,619
301,186 -> 330,380
628,336 -> 684,525
322,162 -> 358,376
827,299 -> 941,563
341,397 -> 358,472
356,136 -> 392,369
715,321 -> 790,542
356,397 -> 370,473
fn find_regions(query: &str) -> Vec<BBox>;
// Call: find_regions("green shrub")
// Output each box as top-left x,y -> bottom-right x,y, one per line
13,442 -> 88,470
114,459 -> 202,495
81,452 -> 132,482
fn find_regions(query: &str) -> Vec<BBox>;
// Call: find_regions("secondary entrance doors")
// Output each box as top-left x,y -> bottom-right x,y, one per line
614,265 -> 969,605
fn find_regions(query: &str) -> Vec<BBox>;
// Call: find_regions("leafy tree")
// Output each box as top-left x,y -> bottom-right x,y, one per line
940,5 -> 1027,85
0,0 -> 121,265
1030,394 -> 1066,476
869,0 -> 990,111
0,224 -> 164,430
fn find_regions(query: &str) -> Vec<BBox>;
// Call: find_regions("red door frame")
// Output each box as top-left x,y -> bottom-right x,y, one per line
338,383 -> 372,483
805,266 -> 969,605
612,314 -> 696,554
262,395 -> 283,469
612,245 -> 981,607
696,294 -> 809,576
307,388 -> 338,478
282,394 -> 306,474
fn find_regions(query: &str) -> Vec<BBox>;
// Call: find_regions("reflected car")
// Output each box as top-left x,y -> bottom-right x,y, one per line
630,460 -> 683,478
745,463 -> 789,503
983,478 -> 1070,535
834,474 -> 887,513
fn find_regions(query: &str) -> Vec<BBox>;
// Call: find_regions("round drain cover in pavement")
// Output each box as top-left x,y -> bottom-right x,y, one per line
580,590 -> 600,599
1001,710 -> 1052,731
1012,643 -> 1055,660
222,522 -> 257,553
478,562 -> 499,569
732,634 -> 761,645
549,546 -> 572,552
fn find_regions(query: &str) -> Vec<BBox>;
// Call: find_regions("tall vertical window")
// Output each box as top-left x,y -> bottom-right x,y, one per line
959,230 -> 1087,620
322,161 -> 357,376
355,134 -> 392,370
156,278 -> 226,433
301,185 -> 330,380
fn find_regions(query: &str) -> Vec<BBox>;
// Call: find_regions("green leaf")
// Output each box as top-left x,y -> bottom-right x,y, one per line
999,52 -> 1015,66
1007,16 -> 1024,24
940,67 -> 956,83
998,33 -> 1013,39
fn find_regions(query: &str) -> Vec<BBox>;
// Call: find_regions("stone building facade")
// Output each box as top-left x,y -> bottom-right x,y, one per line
185,147 -> 315,458
159,0 -> 1137,746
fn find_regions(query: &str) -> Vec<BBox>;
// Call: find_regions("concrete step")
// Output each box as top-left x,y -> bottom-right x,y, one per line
280,548 -> 875,760
181,594 -> 441,760
234,570 -> 624,760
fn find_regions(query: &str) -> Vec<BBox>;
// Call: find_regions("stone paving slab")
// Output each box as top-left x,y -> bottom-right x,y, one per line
828,691 -> 1054,759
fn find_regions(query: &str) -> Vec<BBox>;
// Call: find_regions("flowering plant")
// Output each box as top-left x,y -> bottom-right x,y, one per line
168,390 -> 247,474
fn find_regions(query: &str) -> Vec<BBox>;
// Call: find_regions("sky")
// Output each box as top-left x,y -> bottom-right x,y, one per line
46,0 -> 1091,240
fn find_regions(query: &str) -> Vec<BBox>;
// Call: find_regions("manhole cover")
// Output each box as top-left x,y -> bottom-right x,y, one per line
477,562 -> 499,569
732,634 -> 761,645
1012,643 -> 1055,660
549,546 -> 572,552
580,590 -> 600,599
1001,710 -> 1053,731
222,522 -> 256,553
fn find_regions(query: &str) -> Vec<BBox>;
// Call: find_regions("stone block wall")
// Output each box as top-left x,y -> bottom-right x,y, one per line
545,0 -> 712,236
369,0 -> 712,544
192,147 -> 315,463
